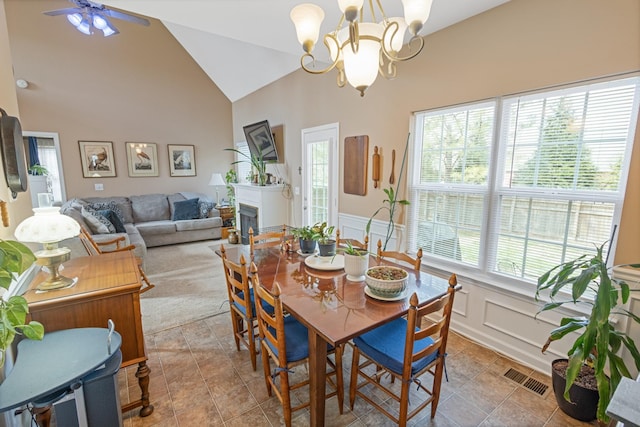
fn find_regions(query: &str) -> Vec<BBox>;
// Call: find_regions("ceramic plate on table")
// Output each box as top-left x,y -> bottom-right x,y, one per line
297,249 -> 316,257
304,254 -> 345,271
364,285 -> 408,301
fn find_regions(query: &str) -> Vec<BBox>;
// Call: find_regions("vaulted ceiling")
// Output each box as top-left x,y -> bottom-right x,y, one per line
99,0 -> 509,102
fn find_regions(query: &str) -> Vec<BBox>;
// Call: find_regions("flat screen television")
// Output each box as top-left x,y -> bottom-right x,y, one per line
243,120 -> 279,162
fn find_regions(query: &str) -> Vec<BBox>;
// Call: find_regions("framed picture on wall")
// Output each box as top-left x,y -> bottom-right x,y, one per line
168,144 -> 196,177
78,141 -> 116,178
126,142 -> 159,177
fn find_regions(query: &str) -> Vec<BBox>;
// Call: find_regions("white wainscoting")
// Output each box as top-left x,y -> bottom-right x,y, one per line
337,212 -> 640,377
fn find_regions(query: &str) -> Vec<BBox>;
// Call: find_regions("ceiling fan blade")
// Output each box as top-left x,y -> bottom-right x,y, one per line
43,7 -> 82,16
102,9 -> 150,26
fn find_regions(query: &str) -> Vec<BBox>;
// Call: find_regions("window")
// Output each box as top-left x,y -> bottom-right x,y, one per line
235,142 -> 252,183
409,76 -> 640,284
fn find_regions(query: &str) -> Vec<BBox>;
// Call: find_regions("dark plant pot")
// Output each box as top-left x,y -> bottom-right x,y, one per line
318,240 -> 336,257
551,359 -> 598,422
299,238 -> 316,254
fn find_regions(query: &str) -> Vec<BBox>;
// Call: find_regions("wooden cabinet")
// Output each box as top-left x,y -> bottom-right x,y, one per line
23,251 -> 153,417
218,205 -> 235,239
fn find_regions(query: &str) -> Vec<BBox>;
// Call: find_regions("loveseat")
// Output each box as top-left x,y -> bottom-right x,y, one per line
60,192 -> 223,261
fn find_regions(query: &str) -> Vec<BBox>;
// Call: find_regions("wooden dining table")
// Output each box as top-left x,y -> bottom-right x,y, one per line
217,244 -> 452,427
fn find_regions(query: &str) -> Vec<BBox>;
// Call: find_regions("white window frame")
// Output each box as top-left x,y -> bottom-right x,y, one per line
407,76 -> 640,292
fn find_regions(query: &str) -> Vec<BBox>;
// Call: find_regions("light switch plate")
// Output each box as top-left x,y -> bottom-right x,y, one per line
94,183 -> 104,191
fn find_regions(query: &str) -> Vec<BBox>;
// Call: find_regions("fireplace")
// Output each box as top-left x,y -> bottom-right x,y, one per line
239,204 -> 258,245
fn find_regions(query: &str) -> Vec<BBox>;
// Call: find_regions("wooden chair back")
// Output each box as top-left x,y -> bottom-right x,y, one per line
249,225 -> 286,253
376,239 -> 423,270
79,226 -> 154,293
251,262 -> 344,425
220,244 -> 259,370
349,274 -> 458,424
336,229 -> 368,250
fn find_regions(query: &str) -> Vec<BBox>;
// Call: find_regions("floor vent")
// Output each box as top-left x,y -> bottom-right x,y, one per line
503,368 -> 527,384
503,368 -> 551,398
523,377 -> 549,396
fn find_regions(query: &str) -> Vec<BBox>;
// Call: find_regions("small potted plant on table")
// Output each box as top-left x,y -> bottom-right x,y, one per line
535,241 -> 640,424
292,225 -> 316,255
312,222 -> 336,257
341,241 -> 369,281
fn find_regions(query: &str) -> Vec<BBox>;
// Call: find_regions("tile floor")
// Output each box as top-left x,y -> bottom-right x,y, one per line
119,314 -> 599,427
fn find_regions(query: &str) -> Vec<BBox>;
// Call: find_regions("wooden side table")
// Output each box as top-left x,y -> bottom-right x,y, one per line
23,251 -> 153,418
217,205 -> 235,239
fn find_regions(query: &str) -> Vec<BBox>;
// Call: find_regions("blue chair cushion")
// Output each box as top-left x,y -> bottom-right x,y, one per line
266,316 -> 310,363
233,288 -> 274,318
353,317 -> 437,376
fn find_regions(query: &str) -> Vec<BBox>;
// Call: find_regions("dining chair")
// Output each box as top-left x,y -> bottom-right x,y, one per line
78,227 -> 155,294
250,262 -> 344,426
220,244 -> 260,371
349,274 -> 458,426
336,229 -> 368,250
377,239 -> 423,270
248,225 -> 287,254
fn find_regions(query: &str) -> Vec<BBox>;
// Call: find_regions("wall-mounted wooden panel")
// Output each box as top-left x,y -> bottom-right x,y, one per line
344,135 -> 368,195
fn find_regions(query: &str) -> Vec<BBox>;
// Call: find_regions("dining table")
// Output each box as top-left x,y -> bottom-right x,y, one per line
216,243 -> 453,427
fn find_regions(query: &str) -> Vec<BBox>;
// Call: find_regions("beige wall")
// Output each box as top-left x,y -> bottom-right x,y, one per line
4,0 -> 233,204
0,0 -> 34,239
232,0 -> 640,263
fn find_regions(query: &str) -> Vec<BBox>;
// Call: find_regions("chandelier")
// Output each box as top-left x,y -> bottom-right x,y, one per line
290,0 -> 433,96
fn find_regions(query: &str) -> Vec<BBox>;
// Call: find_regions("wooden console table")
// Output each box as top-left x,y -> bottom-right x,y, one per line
23,251 -> 154,418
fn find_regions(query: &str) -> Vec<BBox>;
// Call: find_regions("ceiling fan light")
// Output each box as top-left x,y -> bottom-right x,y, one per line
102,24 -> 118,37
76,19 -> 92,35
66,13 -> 82,27
401,0 -> 433,35
92,14 -> 108,30
290,3 -> 325,53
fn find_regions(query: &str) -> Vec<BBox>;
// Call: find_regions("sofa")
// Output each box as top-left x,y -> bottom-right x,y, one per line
60,192 -> 223,261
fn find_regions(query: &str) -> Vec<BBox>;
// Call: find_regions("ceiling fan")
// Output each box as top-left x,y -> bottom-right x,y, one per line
43,0 -> 150,37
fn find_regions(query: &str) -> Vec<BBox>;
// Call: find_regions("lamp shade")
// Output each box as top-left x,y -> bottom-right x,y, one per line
401,0 -> 433,35
15,207 -> 81,244
290,3 -> 325,52
343,23 -> 383,95
208,173 -> 226,187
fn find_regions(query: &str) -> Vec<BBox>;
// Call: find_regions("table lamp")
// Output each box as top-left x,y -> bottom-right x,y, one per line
208,172 -> 226,207
14,207 -> 81,291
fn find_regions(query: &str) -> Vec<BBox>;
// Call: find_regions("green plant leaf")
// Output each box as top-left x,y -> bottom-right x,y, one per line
564,348 -> 584,401
21,321 -> 44,341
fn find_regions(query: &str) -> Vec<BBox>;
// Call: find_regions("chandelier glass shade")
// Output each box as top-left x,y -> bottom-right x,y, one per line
66,10 -> 119,37
291,0 -> 433,96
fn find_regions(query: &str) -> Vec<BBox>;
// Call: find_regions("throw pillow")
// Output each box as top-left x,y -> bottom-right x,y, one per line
97,209 -> 126,233
172,198 -> 200,221
81,207 -> 116,234
89,201 -> 125,225
198,200 -> 215,219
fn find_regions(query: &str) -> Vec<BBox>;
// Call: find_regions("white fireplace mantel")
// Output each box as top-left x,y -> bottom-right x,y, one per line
233,183 -> 289,235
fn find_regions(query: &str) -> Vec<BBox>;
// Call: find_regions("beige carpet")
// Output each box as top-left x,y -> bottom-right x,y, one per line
140,240 -> 230,335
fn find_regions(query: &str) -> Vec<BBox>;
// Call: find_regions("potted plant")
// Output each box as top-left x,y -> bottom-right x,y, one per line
292,225 -> 316,254
312,222 -> 336,257
535,242 -> 640,423
225,168 -> 238,207
0,240 -> 44,367
365,134 -> 410,251
224,148 -> 268,186
341,241 -> 369,281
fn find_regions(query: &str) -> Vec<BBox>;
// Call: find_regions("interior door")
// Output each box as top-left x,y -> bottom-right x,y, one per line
301,123 -> 339,227
22,131 -> 67,208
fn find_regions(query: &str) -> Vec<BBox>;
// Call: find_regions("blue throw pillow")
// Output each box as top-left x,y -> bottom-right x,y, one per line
198,200 -> 215,219
97,209 -> 126,233
172,198 -> 200,221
